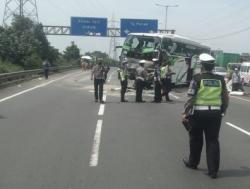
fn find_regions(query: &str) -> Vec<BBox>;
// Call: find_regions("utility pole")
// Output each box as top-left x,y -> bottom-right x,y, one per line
3,0 -> 39,26
155,3 -> 178,31
108,13 -> 119,61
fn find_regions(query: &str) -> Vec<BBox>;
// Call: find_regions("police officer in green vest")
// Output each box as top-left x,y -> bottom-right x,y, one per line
118,60 -> 129,102
182,53 -> 229,179
152,58 -> 162,103
160,63 -> 173,102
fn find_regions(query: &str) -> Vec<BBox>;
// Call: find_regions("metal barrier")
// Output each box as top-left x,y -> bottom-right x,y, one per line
0,65 -> 79,88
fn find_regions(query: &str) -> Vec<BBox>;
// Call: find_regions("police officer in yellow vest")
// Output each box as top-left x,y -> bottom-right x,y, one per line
160,63 -> 173,102
182,53 -> 229,179
118,60 -> 129,102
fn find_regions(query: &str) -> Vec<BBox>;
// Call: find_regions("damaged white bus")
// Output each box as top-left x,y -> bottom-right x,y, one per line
120,33 -> 210,87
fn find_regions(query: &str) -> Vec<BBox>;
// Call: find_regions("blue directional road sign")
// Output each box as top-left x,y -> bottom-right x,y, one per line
71,17 -> 107,36
120,19 -> 158,37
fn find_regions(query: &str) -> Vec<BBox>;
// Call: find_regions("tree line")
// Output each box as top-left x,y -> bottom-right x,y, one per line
0,16 -> 119,73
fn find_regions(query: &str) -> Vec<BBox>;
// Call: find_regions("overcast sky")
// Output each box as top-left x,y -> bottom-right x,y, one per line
1,0 -> 250,55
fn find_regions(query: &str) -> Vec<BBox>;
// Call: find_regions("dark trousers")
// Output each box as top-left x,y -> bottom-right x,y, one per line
135,79 -> 144,102
161,78 -> 171,101
44,69 -> 49,79
189,111 -> 222,173
94,79 -> 104,101
154,80 -> 162,102
120,80 -> 128,101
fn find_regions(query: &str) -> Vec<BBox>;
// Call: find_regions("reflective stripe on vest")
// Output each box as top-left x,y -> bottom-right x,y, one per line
195,79 -> 222,106
119,70 -> 127,81
160,66 -> 166,79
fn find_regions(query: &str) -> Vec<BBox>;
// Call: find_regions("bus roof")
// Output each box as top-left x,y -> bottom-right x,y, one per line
128,33 -> 210,50
241,62 -> 250,66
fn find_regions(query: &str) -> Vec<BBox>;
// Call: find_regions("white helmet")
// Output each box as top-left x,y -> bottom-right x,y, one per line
199,53 -> 215,63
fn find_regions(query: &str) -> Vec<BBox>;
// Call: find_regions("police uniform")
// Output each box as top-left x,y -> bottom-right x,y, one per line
135,61 -> 147,102
118,62 -> 129,102
91,61 -> 105,103
153,62 -> 162,103
183,53 -> 229,178
160,64 -> 172,101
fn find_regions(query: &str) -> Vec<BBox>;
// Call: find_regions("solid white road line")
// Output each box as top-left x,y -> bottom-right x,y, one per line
89,119 -> 103,167
231,96 -> 250,103
98,104 -> 105,116
0,73 -> 77,103
169,93 -> 180,99
226,122 -> 250,136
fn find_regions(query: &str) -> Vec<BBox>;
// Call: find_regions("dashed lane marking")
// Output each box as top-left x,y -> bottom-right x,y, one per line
226,122 -> 250,136
98,104 -> 105,116
107,71 -> 115,83
169,93 -> 180,99
89,119 -> 103,167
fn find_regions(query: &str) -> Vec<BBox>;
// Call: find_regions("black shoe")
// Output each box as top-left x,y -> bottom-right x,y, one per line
183,157 -> 197,170
208,172 -> 218,179
100,100 -> 105,104
95,99 -> 98,102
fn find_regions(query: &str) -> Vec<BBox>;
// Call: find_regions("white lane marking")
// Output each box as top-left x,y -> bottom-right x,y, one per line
0,72 -> 77,103
226,122 -> 250,136
169,93 -> 180,99
89,120 -> 103,167
231,96 -> 250,103
103,94 -> 107,102
107,71 -> 115,83
98,104 -> 105,116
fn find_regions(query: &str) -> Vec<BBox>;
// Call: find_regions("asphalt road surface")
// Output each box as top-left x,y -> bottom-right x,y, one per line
0,68 -> 250,189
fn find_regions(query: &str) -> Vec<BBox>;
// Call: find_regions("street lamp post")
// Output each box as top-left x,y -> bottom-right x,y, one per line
155,3 -> 178,31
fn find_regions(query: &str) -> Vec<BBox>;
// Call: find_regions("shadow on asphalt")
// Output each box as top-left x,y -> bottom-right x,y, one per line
0,115 -> 6,119
219,167 -> 250,178
99,100 -> 186,104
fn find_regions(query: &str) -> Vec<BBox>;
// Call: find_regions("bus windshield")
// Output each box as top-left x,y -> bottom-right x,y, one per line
122,35 -> 161,60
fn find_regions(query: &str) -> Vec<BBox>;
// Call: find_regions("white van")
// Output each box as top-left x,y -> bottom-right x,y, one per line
240,62 -> 250,85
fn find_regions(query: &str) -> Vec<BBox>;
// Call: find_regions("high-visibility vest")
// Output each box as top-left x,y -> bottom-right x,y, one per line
194,79 -> 222,106
160,66 -> 167,79
118,69 -> 128,81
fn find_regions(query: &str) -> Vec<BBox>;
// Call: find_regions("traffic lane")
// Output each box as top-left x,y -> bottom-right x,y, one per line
0,69 -> 83,100
85,92 -> 250,189
0,74 -> 98,189
222,94 -> 250,133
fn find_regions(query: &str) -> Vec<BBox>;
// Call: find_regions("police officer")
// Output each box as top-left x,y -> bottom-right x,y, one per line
135,60 -> 148,102
42,59 -> 50,79
182,53 -> 229,179
91,58 -> 106,103
160,63 -> 173,102
118,60 -> 129,102
152,59 -> 162,103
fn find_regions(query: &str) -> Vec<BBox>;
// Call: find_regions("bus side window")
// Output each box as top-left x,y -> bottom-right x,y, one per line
162,38 -> 173,52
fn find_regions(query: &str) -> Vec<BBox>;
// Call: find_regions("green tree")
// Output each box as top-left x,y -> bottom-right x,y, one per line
0,16 -> 60,71
63,41 -> 80,61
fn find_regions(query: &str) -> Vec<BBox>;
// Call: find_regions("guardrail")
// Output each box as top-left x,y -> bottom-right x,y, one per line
0,65 -> 79,88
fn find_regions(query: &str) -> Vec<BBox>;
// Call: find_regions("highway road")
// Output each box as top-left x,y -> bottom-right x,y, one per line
0,68 -> 250,189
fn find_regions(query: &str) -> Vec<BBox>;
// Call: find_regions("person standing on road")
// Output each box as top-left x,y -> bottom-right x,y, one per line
91,59 -> 106,103
231,68 -> 243,91
152,59 -> 162,103
118,60 -> 129,102
135,60 -> 148,103
42,59 -> 50,80
161,63 -> 173,102
182,53 -> 229,179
